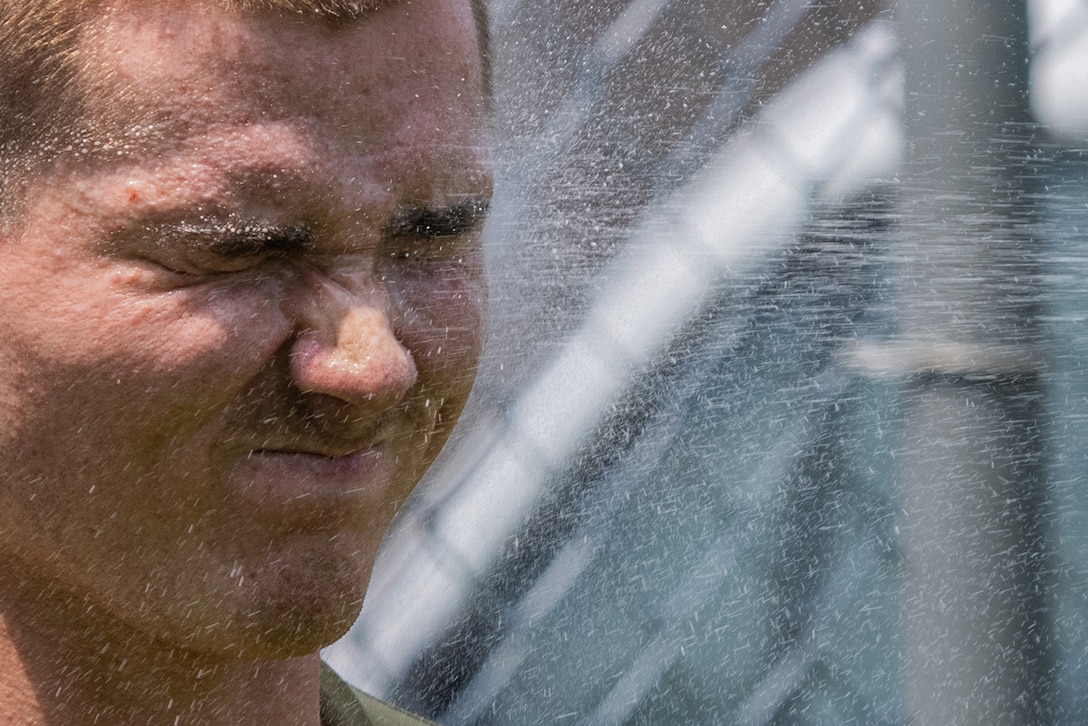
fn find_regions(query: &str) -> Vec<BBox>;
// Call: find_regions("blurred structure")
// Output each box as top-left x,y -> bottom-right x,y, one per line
892,2 -> 1048,723
325,1 -> 1088,723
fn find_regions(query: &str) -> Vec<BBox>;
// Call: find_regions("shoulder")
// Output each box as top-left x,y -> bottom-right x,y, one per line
319,661 -> 436,726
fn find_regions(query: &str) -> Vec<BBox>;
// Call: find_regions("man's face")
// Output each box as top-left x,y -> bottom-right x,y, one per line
0,0 -> 490,657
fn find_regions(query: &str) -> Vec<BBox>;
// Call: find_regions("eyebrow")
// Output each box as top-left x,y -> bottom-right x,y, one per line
385,198 -> 491,238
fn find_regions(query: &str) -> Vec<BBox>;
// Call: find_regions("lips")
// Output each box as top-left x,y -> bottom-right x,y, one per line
222,442 -> 397,531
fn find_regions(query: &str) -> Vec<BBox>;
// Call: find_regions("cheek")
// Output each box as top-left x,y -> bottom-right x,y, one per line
103,277 -> 290,387
391,265 -> 486,391
383,267 -> 485,500
0,278 -> 296,554
6,276 -> 295,456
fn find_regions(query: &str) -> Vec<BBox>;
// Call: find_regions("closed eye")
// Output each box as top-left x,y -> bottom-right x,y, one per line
143,221 -> 315,275
176,221 -> 313,261
382,199 -> 489,265
385,199 -> 490,240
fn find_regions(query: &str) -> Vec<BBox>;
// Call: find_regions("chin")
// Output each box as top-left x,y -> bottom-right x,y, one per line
243,598 -> 365,660
196,534 -> 376,660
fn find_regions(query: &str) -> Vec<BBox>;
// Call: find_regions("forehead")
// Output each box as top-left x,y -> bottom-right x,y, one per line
72,0 -> 485,160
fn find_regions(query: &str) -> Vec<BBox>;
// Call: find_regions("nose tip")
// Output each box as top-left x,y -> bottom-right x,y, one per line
289,269 -> 417,409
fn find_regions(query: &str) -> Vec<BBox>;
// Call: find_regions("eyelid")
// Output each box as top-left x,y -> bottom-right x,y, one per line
172,221 -> 313,260
114,219 -> 314,279
384,199 -> 490,239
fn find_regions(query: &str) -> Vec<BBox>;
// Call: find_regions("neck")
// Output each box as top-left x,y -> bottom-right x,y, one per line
0,567 -> 320,724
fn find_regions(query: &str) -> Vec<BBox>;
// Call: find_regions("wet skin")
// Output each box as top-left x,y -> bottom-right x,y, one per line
0,0 -> 490,685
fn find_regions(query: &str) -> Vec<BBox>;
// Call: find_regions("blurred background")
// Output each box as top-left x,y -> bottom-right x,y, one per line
326,1 -> 1088,723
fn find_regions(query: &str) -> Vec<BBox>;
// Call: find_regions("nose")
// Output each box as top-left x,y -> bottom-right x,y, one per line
288,265 -> 417,409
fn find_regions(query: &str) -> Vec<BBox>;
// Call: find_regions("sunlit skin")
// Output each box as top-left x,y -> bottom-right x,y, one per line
0,0 -> 490,722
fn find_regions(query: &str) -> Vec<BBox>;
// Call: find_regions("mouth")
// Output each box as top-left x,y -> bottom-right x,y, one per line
224,442 -> 398,530
254,443 -> 373,464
